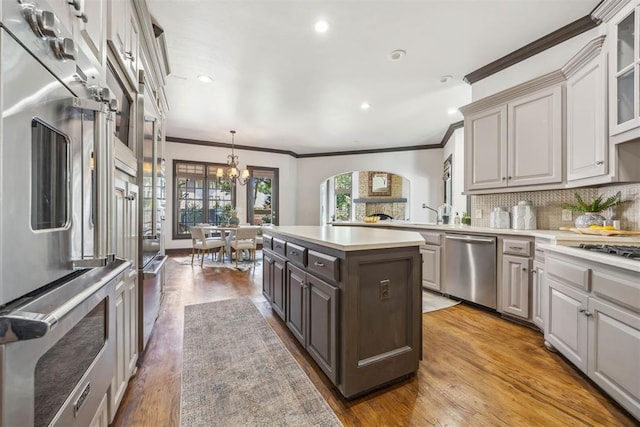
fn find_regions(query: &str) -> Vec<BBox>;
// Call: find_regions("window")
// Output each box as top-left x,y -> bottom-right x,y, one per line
173,161 -> 235,239
334,173 -> 352,221
247,167 -> 279,225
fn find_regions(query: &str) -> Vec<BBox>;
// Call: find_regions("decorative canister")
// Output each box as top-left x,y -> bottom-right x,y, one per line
512,201 -> 537,230
490,207 -> 510,229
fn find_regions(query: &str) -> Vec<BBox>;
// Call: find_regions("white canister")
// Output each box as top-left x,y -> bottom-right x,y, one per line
512,201 -> 537,230
490,207 -> 510,229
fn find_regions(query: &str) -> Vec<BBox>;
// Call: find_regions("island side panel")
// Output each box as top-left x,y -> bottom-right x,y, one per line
341,246 -> 422,398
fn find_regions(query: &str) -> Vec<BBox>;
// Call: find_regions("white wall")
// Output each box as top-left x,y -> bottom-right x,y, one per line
296,149 -> 444,225
472,27 -> 602,100
165,141 -> 297,249
442,127 -> 467,216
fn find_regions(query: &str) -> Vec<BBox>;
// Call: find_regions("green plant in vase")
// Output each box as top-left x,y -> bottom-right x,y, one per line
461,211 -> 471,226
561,192 -> 622,228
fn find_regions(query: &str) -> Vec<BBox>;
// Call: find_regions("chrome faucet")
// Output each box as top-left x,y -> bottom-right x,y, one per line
422,204 -> 440,224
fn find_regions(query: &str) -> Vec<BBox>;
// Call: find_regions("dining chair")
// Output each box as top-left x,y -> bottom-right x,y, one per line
229,227 -> 258,268
190,226 -> 226,267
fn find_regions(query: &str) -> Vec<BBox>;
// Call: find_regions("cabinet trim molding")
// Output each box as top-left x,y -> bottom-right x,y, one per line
592,0 -> 633,22
561,35 -> 607,78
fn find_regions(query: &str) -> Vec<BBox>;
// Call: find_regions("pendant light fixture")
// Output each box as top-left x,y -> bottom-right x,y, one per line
217,130 -> 250,185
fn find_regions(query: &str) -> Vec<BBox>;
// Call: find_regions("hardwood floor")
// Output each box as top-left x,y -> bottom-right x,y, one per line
112,253 -> 638,426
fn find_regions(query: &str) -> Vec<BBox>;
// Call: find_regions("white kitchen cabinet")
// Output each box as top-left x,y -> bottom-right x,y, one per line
564,38 -> 608,182
76,0 -> 108,72
421,245 -> 441,292
546,277 -> 589,373
108,0 -> 139,86
588,297 -> 640,419
501,254 -> 531,319
532,259 -> 545,330
89,392 -> 109,427
462,76 -> 564,192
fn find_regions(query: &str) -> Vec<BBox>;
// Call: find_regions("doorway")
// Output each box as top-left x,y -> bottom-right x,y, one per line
247,166 -> 279,225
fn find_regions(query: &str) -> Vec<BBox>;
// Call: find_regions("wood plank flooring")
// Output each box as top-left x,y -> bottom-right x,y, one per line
112,253 -> 638,426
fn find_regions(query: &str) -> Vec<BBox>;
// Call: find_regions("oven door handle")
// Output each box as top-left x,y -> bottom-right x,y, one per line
143,255 -> 168,279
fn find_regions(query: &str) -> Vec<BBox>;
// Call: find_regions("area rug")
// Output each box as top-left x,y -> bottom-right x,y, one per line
181,298 -> 342,427
173,255 -> 260,272
422,289 -> 460,313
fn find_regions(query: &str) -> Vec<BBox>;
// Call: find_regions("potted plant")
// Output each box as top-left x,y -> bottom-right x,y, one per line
561,192 -> 622,228
461,211 -> 471,226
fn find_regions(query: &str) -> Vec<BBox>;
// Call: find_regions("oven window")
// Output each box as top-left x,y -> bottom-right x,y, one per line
34,298 -> 107,427
31,119 -> 69,230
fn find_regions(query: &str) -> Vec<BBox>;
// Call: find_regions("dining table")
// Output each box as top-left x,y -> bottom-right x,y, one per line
194,224 -> 262,263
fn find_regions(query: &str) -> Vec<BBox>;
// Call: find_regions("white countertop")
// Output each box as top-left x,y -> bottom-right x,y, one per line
539,244 -> 640,273
330,221 -> 640,245
268,226 -> 425,251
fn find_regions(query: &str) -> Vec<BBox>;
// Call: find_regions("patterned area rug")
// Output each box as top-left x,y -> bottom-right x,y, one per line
173,255 -> 260,272
422,289 -> 460,313
181,298 -> 342,427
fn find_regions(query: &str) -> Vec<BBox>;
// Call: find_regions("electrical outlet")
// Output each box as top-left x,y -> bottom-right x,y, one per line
475,209 -> 483,219
379,280 -> 390,300
562,209 -> 573,221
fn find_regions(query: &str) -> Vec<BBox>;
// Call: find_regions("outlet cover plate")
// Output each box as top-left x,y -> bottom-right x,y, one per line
562,209 -> 573,221
475,209 -> 483,219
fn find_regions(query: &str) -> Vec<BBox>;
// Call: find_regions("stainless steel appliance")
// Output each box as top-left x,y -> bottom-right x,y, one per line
137,71 -> 167,352
0,1 -> 125,424
444,234 -> 497,309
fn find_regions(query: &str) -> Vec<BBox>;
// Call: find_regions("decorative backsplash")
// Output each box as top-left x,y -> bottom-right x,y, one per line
470,183 -> 640,231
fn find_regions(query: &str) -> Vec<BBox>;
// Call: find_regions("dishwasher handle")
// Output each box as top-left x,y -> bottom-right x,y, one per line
445,235 -> 496,244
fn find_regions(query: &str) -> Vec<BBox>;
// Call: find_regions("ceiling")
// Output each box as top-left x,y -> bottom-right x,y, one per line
147,0 -> 599,155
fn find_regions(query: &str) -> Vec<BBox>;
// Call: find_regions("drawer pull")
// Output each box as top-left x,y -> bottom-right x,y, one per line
509,246 -> 523,251
579,309 -> 593,317
290,251 -> 298,256
314,262 -> 325,267
275,245 -> 282,249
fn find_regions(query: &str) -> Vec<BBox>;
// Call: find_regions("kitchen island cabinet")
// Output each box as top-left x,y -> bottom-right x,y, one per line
262,226 -> 424,398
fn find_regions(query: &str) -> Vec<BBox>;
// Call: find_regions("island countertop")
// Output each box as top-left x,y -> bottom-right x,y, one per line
268,225 -> 425,251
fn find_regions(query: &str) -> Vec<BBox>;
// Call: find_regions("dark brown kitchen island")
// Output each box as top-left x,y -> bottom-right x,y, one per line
261,225 -> 424,398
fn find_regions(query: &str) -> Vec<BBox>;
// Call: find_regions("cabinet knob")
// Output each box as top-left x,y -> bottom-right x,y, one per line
501,177 -> 506,181
76,12 -> 88,23
68,0 -> 81,11
508,176 -> 513,180
522,267 -> 527,271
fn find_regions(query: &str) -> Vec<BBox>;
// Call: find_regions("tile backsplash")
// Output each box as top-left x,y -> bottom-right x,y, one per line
471,183 -> 640,231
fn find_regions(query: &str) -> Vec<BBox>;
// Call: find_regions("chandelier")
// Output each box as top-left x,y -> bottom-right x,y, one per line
216,130 -> 250,185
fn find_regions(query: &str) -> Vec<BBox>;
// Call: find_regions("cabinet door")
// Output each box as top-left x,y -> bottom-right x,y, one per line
588,297 -> 640,419
126,183 -> 138,268
111,279 -> 127,415
420,245 -> 441,291
567,54 -> 607,181
545,278 -> 589,373
89,392 -> 109,427
532,260 -> 545,330
272,258 -> 286,320
306,274 -> 338,384
286,263 -> 306,345
126,10 -> 140,83
464,105 -> 508,190
609,2 -> 640,138
502,255 -> 530,319
76,0 -> 107,71
508,86 -> 563,186
114,178 -> 127,259
262,252 -> 274,303
126,272 -> 138,376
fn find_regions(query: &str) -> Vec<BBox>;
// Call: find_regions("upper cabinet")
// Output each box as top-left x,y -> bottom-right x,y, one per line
461,72 -> 564,193
594,0 -> 640,143
108,0 -> 140,87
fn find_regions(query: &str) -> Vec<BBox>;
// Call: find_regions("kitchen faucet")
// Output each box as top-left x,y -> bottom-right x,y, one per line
422,204 -> 440,224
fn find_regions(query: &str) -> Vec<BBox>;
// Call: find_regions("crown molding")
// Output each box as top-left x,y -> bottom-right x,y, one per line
591,0 -> 632,23
561,35 -> 607,78
463,15 -> 599,85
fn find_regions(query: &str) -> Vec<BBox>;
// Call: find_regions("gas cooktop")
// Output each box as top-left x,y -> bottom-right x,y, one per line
578,244 -> 640,260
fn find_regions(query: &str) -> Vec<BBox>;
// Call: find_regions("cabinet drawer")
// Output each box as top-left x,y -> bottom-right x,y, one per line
272,238 -> 286,256
546,255 -> 590,291
592,270 -> 640,312
262,235 -> 273,251
286,242 -> 307,267
420,232 -> 442,246
308,250 -> 339,283
503,238 -> 532,256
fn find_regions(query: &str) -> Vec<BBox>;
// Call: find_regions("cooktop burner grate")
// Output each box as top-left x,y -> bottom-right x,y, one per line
578,244 -> 640,259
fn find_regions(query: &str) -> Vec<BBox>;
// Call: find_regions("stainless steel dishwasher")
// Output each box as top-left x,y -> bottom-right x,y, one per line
444,233 -> 497,309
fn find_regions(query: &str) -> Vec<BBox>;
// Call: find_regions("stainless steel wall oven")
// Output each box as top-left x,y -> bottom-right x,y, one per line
1,1 -> 130,425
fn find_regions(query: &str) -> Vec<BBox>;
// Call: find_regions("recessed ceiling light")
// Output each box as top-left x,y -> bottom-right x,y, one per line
389,49 -> 406,61
448,108 -> 458,115
360,102 -> 371,110
315,20 -> 329,33
197,75 -> 213,83
440,75 -> 453,83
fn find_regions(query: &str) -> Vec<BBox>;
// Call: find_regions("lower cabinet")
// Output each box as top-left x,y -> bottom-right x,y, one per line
110,269 -> 138,421
420,245 -> 441,291
262,250 -> 286,320
501,254 -> 531,319
531,259 -> 545,330
545,251 -> 640,419
286,263 -> 338,383
89,392 -> 109,427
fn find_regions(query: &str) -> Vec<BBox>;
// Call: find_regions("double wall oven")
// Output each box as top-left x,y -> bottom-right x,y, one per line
0,1 -> 129,425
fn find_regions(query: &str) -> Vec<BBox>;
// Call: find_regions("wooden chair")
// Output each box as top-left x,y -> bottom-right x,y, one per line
190,226 -> 226,267
229,227 -> 258,268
